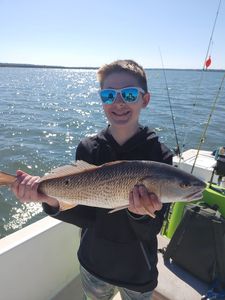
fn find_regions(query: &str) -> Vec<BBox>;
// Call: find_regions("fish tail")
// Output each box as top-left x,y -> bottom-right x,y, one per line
0,171 -> 16,186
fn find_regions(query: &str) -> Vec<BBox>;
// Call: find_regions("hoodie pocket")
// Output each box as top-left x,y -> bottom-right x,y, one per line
78,232 -> 154,285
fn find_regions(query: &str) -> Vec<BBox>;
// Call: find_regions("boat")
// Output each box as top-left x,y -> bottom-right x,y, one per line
0,148 -> 224,300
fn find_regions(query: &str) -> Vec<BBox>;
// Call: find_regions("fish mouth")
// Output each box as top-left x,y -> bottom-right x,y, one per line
185,190 -> 204,201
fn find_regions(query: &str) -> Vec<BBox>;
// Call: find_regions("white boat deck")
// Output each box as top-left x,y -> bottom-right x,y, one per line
173,149 -> 217,182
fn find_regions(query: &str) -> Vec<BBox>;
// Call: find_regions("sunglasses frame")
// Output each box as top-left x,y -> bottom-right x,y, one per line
99,87 -> 145,104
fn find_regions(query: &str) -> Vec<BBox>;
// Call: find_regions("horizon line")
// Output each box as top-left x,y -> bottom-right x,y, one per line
0,62 -> 224,72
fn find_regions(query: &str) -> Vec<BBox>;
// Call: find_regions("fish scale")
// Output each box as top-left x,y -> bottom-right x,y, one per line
39,163 -> 142,208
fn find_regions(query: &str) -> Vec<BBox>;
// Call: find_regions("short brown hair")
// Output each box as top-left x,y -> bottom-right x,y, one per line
97,59 -> 148,92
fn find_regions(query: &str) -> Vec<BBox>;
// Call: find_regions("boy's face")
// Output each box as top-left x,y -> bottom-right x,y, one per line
101,72 -> 150,130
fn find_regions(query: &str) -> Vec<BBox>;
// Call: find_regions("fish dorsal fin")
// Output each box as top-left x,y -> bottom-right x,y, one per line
39,160 -> 97,182
101,160 -> 126,167
73,160 -> 97,170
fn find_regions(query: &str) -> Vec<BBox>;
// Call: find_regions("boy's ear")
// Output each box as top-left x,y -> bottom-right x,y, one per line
142,92 -> 150,108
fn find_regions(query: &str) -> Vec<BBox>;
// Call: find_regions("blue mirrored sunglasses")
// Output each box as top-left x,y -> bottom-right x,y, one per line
99,87 -> 145,104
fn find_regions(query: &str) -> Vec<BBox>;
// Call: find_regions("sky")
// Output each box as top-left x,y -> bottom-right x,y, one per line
1,0 -> 225,69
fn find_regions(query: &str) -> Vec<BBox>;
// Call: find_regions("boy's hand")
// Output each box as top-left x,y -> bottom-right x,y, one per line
128,185 -> 162,218
11,170 -> 59,208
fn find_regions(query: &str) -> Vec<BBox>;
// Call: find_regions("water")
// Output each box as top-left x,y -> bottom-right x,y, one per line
0,67 -> 224,238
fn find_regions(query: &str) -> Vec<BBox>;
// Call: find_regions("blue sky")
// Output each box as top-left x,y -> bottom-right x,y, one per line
1,0 -> 225,69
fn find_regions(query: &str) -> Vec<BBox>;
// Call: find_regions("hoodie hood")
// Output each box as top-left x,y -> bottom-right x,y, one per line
97,125 -> 158,154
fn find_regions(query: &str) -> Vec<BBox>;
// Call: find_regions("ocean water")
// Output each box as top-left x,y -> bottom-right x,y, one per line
0,67 -> 224,238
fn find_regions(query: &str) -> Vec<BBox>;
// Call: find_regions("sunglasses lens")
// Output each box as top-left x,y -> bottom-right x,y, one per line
121,88 -> 139,102
100,90 -> 116,104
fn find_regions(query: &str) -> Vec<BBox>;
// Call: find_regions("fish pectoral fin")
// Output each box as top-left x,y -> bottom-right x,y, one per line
0,171 -> 16,186
108,205 -> 129,214
58,200 -> 77,211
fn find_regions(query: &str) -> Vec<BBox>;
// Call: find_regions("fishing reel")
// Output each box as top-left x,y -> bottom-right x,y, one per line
209,146 -> 225,188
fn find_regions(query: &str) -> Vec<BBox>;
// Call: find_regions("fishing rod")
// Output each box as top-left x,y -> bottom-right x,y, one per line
158,48 -> 181,157
180,0 -> 222,159
190,72 -> 225,174
202,0 -> 222,71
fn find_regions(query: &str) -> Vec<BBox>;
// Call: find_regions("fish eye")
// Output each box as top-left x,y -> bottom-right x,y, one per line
180,182 -> 191,188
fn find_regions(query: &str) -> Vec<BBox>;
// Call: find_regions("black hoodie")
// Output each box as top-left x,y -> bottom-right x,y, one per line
43,126 -> 173,292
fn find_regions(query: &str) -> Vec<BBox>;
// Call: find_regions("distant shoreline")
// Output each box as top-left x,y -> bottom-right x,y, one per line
0,62 -> 98,70
0,62 -> 224,72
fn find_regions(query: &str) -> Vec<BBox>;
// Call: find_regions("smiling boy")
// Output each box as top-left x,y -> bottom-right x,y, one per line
12,59 -> 173,299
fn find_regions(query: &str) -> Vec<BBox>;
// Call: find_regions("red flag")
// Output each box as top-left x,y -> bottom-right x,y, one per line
205,56 -> 211,69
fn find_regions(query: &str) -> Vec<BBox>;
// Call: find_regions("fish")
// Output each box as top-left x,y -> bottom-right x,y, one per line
0,160 -> 206,212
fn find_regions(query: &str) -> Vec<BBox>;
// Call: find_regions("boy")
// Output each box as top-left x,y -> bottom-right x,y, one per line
12,59 -> 173,299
